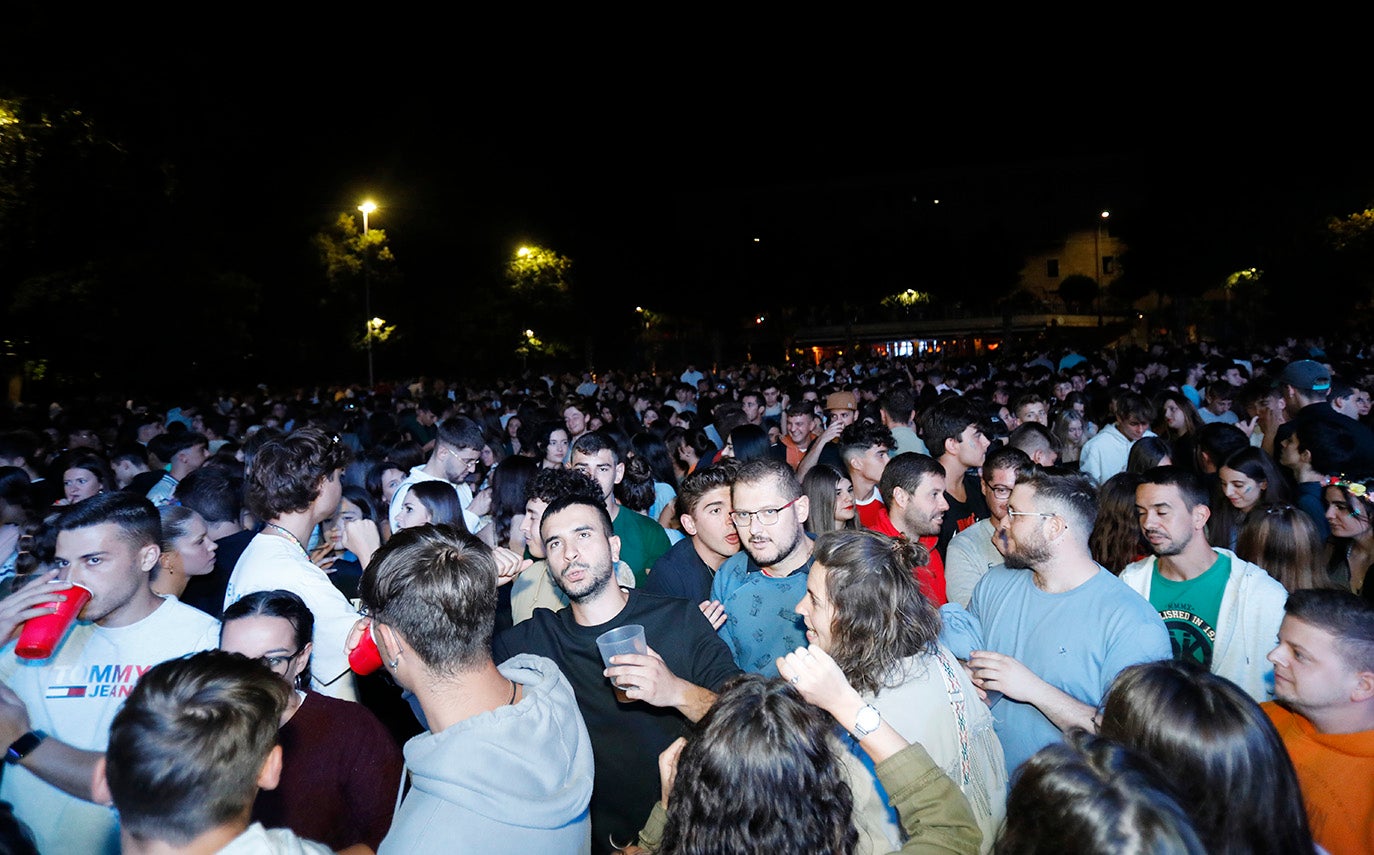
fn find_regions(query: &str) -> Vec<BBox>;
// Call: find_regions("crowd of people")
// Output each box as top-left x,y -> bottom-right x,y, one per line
0,335 -> 1369,853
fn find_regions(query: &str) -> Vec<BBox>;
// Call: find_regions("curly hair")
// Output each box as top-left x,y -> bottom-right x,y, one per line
244,427 -> 352,520
812,529 -> 940,694
659,674 -> 857,855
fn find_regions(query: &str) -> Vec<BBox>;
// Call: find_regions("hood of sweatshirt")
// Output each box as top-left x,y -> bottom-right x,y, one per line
401,652 -> 594,831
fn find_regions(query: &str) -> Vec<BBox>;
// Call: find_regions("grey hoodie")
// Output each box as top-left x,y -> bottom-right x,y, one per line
378,653 -> 594,855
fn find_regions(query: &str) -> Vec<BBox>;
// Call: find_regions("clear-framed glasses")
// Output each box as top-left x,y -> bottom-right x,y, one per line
1005,508 -> 1062,527
730,497 -> 800,527
983,483 -> 1014,499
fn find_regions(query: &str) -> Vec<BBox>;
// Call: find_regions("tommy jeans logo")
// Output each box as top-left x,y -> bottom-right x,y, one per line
43,663 -> 153,699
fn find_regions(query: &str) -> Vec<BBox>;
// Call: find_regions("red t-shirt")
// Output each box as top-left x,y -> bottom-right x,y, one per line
862,504 -> 948,606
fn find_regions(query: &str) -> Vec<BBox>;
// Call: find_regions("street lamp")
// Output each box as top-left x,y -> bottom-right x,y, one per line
1095,210 -> 1110,327
358,200 -> 379,388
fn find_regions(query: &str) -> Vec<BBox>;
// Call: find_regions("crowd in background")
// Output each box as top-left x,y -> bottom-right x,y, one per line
0,333 -> 1369,854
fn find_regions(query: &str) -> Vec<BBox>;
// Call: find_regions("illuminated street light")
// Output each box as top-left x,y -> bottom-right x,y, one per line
358,200 -> 380,387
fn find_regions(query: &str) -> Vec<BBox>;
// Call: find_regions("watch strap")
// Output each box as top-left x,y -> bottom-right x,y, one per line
852,703 -> 882,737
5,730 -> 46,765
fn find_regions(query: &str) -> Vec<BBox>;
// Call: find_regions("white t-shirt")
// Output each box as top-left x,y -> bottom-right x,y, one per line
0,596 -> 218,855
218,822 -> 334,854
225,534 -> 358,701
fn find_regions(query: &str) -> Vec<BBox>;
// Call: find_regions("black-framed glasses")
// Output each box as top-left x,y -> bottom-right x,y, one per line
983,482 -> 1014,499
258,647 -> 305,672
731,497 -> 800,527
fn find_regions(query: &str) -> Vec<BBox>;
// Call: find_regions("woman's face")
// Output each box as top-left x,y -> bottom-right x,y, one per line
795,564 -> 836,652
545,430 -> 569,465
395,496 -> 434,531
380,468 -> 406,505
833,478 -> 857,523
1324,486 -> 1371,538
172,513 -> 218,577
1163,400 -> 1188,433
220,615 -> 309,689
1072,400 -> 1086,417
1065,419 -> 1084,443
507,417 -> 522,438
63,467 -> 102,504
331,497 -> 364,549
481,444 -> 497,468
1220,466 -> 1264,513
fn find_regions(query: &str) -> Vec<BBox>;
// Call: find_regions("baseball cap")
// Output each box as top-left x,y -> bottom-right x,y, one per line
1272,360 -> 1331,393
825,391 -> 858,412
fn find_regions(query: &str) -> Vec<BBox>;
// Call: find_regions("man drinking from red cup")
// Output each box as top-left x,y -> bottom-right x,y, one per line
0,492 -> 220,855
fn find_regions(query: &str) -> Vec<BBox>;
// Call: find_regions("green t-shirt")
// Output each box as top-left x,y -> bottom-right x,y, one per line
1148,551 -> 1231,669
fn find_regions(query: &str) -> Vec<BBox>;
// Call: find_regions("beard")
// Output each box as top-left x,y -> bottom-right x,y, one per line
557,560 -> 616,603
1002,532 -> 1053,570
743,525 -> 804,569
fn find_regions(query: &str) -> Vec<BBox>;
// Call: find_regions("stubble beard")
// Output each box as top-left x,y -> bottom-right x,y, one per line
744,526 -> 803,570
558,561 -> 615,603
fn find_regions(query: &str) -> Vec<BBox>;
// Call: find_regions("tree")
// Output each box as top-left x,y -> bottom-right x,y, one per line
503,243 -> 575,356
312,212 -> 399,366
1057,274 -> 1098,311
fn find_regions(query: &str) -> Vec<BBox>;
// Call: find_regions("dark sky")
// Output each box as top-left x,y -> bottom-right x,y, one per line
8,9 -> 1374,332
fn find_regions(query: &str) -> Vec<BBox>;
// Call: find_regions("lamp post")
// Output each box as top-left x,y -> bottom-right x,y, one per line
1094,209 -> 1110,327
358,200 -> 378,388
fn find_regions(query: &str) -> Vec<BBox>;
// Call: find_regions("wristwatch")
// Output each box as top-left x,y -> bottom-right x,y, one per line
5,731 -> 46,765
852,704 -> 882,738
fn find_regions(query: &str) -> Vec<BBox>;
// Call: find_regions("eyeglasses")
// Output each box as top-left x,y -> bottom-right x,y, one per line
730,497 -> 800,527
258,647 -> 305,672
1005,508 -> 1063,528
983,483 -> 1014,499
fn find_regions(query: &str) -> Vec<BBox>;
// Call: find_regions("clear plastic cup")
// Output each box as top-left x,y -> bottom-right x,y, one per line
596,624 -> 647,702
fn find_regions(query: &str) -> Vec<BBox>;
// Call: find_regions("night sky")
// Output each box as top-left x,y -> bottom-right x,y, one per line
6,10 -> 1374,383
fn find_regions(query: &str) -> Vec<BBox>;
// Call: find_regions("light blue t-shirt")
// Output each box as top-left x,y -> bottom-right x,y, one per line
711,551 -> 812,677
969,564 -> 1171,776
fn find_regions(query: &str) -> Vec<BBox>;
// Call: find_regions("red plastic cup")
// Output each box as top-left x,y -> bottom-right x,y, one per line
15,583 -> 92,660
348,622 -> 383,675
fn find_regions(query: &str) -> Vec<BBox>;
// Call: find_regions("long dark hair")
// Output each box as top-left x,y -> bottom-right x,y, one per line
1098,659 -> 1316,855
994,730 -> 1206,854
406,481 -> 468,534
726,424 -> 770,463
659,674 -> 857,855
486,456 -> 537,547
801,464 -> 856,535
1088,471 -> 1145,574
630,431 -> 679,490
813,529 -> 940,694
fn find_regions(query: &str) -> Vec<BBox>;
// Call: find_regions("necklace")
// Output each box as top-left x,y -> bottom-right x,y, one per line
267,523 -> 308,556
508,679 -> 518,705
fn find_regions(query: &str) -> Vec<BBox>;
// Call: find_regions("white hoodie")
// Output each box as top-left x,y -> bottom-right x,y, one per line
1120,547 -> 1287,702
